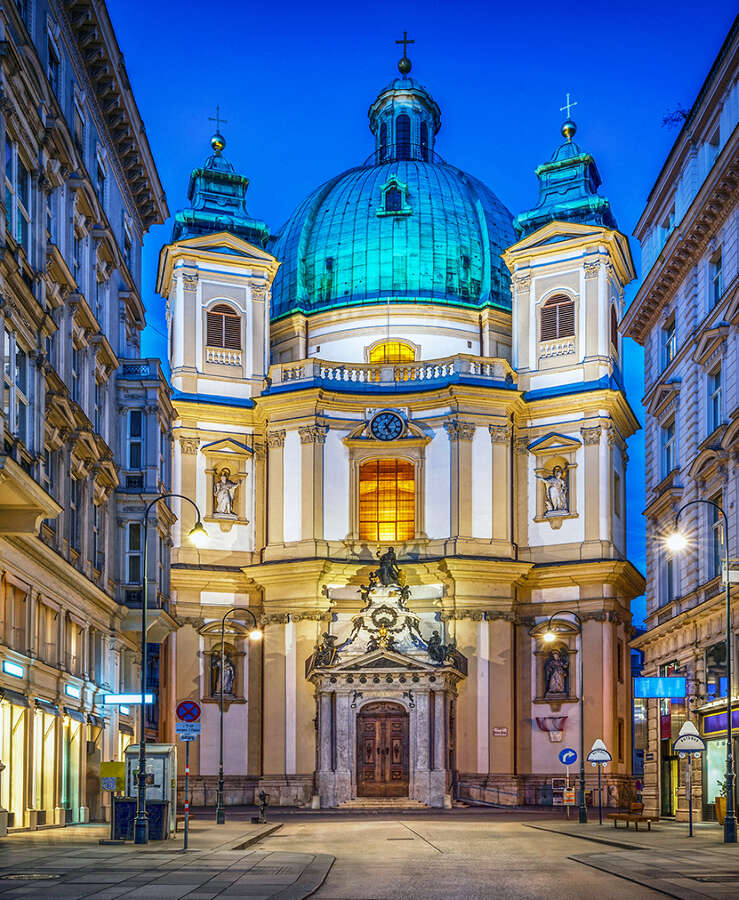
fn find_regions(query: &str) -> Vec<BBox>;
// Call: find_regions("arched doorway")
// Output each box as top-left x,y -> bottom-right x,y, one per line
356,701 -> 409,797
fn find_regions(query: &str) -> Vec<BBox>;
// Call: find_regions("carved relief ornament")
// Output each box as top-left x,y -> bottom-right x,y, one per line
444,420 -> 475,441
299,424 -> 328,444
266,429 -> 286,449
489,424 -> 512,444
179,437 -> 199,455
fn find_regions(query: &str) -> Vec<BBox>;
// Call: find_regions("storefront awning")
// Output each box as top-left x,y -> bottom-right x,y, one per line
64,707 -> 86,723
35,698 -> 59,716
88,714 -> 107,728
0,688 -> 29,707
119,723 -> 134,736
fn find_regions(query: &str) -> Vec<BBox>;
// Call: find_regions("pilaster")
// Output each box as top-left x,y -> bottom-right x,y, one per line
298,424 -> 327,542
266,429 -> 285,545
445,419 -> 475,539
489,424 -> 512,553
580,424 -> 603,555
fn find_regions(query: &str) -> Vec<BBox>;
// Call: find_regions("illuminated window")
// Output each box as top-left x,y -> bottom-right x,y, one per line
368,341 -> 415,364
540,295 -> 575,341
206,303 -> 241,349
359,459 -> 414,542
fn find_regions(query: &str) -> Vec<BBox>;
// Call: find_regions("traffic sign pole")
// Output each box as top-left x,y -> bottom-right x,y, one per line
184,741 -> 190,850
175,699 -> 201,851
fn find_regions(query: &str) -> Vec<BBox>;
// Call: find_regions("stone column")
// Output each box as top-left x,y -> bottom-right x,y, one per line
489,425 -> 512,554
261,621 -> 286,777
266,430 -> 285,545
334,692 -> 352,804
489,618 -> 515,774
580,424 -> 602,556
445,419 -> 475,540
298,425 -> 328,542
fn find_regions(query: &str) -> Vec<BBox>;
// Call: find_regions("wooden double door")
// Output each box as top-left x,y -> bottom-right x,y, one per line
357,701 -> 409,797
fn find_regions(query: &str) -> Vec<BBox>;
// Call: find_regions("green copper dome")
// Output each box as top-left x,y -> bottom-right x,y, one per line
269,73 -> 515,319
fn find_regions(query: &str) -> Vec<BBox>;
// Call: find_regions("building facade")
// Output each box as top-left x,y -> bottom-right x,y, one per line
623,19 -> 739,821
160,53 -> 644,810
0,0 -> 168,831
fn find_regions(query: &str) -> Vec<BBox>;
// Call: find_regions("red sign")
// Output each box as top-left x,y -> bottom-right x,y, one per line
176,700 -> 201,723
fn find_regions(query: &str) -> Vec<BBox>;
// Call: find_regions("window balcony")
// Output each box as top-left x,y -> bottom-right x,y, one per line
0,452 -> 62,535
539,338 -> 575,360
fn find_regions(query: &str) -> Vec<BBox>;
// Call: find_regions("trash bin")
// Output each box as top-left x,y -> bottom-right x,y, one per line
113,797 -> 170,841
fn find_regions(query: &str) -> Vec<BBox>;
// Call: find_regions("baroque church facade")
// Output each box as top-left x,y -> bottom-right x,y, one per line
158,53 -> 644,808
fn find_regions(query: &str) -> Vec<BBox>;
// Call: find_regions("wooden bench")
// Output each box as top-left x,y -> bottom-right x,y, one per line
606,802 -> 660,831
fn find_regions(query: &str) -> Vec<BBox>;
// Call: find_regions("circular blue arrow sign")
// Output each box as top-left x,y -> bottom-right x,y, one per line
559,747 -> 577,765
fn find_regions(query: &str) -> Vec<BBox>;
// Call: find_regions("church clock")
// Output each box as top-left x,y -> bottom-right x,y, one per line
369,411 -> 405,441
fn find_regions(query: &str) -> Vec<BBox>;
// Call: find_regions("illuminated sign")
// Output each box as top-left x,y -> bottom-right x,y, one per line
102,693 -> 153,705
119,706 -> 130,715
2,660 -> 24,678
702,709 -> 739,736
64,684 -> 81,699
633,676 -> 686,698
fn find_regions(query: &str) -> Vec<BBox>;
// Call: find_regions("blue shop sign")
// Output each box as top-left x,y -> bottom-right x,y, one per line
702,708 -> 739,736
633,676 -> 687,699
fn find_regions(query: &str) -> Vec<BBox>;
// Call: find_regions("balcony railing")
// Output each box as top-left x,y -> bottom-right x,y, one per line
268,354 -> 515,391
206,346 -> 242,367
539,338 -> 575,359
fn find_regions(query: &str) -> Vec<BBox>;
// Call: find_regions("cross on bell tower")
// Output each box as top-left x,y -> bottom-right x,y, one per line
396,31 -> 414,75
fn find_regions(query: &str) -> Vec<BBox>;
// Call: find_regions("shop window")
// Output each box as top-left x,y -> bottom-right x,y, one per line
206,303 -> 241,349
368,341 -> 415,364
359,459 -> 415,542
705,641 -> 727,701
540,295 -> 575,341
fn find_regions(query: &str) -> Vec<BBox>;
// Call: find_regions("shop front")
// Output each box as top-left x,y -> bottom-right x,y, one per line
700,702 -> 739,822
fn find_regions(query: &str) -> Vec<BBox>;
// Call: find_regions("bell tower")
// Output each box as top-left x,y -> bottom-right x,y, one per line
504,114 -> 635,394
157,131 -> 279,399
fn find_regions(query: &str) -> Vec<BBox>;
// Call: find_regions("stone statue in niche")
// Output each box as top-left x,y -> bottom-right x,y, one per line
544,649 -> 569,697
537,465 -> 569,515
374,546 -> 400,586
211,652 -> 236,696
213,468 -> 239,517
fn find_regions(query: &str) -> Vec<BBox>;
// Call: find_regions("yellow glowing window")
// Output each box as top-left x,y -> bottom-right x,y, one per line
368,341 -> 415,364
359,459 -> 415,542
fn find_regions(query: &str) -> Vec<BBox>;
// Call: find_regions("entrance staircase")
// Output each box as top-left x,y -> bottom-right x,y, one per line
338,797 -> 429,810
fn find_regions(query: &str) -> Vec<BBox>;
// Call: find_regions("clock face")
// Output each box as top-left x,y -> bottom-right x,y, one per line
370,412 -> 404,441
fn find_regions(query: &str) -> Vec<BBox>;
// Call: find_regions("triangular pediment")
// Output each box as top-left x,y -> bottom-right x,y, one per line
200,437 -> 253,457
332,648 -> 435,673
527,432 -> 581,455
693,324 -> 728,366
646,379 -> 681,417
171,230 -> 277,263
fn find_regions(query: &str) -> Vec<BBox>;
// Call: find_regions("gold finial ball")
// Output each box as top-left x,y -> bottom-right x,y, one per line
398,55 -> 412,75
561,119 -> 577,142
211,132 -> 226,154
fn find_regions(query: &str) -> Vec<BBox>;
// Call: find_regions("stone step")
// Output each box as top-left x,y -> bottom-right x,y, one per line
338,798 -> 429,809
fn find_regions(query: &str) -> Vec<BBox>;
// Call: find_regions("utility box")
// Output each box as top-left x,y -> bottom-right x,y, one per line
124,744 -> 177,836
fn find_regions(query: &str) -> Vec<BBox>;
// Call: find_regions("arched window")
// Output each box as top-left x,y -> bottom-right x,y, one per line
610,305 -> 619,351
420,121 -> 429,161
359,459 -> 415,542
368,341 -> 415,364
396,114 -> 411,160
540,295 -> 575,341
385,188 -> 402,212
206,303 -> 241,349
379,122 -> 388,162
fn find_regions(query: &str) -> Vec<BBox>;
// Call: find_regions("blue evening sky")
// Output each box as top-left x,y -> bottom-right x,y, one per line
108,1 -> 738,626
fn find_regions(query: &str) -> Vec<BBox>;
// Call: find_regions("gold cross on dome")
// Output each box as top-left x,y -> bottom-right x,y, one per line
395,31 -> 414,56
209,105 -> 228,132
560,93 -> 578,119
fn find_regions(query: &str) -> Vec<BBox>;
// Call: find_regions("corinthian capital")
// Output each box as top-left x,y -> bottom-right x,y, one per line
488,424 -> 512,444
299,424 -> 328,444
444,419 -> 475,441
266,429 -> 286,449
580,425 -> 602,445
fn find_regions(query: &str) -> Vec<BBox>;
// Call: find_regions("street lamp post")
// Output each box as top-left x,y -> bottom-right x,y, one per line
666,499 -> 737,844
216,607 -> 263,825
133,493 -> 208,846
543,610 -> 587,824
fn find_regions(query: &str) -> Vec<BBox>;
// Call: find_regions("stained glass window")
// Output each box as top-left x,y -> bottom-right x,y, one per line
359,459 -> 415,542
368,341 -> 415,364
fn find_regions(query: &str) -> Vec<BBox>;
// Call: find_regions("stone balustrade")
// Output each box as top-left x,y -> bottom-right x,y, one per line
268,354 -> 515,389
206,346 -> 242,366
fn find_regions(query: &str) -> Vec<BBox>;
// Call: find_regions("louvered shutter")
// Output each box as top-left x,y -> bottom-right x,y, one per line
224,313 -> 241,349
540,303 -> 558,341
207,310 -> 223,346
557,301 -> 575,337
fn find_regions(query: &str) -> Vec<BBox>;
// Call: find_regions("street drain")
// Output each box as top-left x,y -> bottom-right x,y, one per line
4,874 -> 61,881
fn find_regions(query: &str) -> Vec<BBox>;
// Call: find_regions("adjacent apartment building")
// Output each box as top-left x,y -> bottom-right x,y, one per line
623,17 -> 739,822
0,0 -> 169,831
